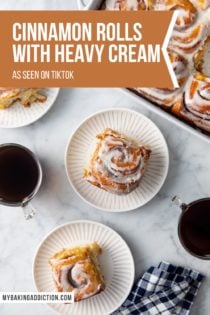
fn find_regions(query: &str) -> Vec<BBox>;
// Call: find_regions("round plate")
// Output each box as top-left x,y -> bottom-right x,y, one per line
65,108 -> 169,212
0,88 -> 60,128
33,220 -> 135,315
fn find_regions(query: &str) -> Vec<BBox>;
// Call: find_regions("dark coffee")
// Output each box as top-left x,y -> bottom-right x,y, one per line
179,199 -> 210,258
0,145 -> 39,204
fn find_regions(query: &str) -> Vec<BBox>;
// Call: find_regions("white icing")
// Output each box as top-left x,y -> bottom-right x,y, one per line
200,87 -> 210,100
52,260 -> 102,299
136,87 -> 180,106
184,75 -> 210,119
60,264 -> 73,291
86,131 -> 149,193
170,23 -> 207,53
97,135 -> 145,183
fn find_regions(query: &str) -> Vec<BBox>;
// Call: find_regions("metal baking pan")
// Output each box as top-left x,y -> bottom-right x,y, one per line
77,0 -> 210,143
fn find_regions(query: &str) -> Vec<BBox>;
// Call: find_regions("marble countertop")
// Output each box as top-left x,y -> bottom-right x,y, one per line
1,2 -> 210,315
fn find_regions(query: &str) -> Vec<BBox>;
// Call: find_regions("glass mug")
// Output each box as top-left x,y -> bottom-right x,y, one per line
172,196 -> 210,260
0,143 -> 42,220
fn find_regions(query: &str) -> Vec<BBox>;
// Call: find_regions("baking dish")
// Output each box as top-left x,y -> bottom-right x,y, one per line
76,0 -> 210,143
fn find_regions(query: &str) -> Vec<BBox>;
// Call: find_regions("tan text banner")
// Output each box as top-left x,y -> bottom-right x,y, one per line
0,11 -> 175,88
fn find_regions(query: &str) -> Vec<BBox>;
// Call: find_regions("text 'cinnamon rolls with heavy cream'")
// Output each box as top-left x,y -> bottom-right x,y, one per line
84,128 -> 151,194
49,242 -> 105,302
102,0 -> 210,136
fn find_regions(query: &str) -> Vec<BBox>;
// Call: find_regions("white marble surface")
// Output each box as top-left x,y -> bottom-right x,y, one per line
1,1 -> 210,315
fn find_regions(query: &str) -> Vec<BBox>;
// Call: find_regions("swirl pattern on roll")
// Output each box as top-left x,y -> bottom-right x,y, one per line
49,242 -> 105,302
84,128 -> 151,194
152,0 -> 197,29
172,73 -> 210,131
152,0 -> 207,53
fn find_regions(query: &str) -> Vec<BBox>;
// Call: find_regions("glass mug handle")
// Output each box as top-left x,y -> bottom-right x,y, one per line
172,195 -> 187,211
22,201 -> 36,220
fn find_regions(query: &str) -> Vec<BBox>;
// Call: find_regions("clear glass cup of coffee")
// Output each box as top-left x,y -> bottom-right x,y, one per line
172,195 -> 210,259
0,143 -> 42,220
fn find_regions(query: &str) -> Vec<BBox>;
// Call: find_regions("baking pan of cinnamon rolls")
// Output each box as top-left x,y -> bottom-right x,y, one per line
102,0 -> 210,137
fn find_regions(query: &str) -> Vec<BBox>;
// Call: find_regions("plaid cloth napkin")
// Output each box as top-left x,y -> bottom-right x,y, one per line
113,261 -> 204,315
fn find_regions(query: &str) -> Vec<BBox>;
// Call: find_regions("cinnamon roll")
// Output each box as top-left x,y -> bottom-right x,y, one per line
172,73 -> 210,132
152,0 -> 207,54
136,50 -> 188,107
194,36 -> 210,76
0,88 -> 46,109
49,242 -> 105,302
102,0 -> 151,10
84,128 -> 151,194
152,0 -> 197,30
170,22 -> 207,54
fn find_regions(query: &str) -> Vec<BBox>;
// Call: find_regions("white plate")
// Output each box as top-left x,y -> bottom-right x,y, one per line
0,88 -> 60,128
33,220 -> 135,315
65,108 -> 169,212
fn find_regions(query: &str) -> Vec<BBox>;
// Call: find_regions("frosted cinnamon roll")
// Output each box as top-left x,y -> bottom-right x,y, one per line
152,0 -> 197,30
136,50 -> 188,107
194,36 -> 210,76
84,128 -> 151,194
170,22 -> 207,54
149,0 -> 207,54
172,73 -> 210,132
49,242 -> 105,302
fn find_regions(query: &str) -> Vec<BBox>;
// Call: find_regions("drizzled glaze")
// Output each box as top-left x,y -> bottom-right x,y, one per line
172,74 -> 210,131
84,128 -> 151,194
184,74 -> 210,119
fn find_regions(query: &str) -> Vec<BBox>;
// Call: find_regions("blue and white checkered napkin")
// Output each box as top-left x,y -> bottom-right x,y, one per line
113,261 -> 204,315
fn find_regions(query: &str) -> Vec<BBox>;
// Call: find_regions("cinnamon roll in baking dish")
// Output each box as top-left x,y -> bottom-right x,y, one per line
172,73 -> 210,132
0,88 -> 46,109
84,128 -> 151,194
49,242 -> 105,302
151,0 -> 207,53
103,0 -> 210,135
